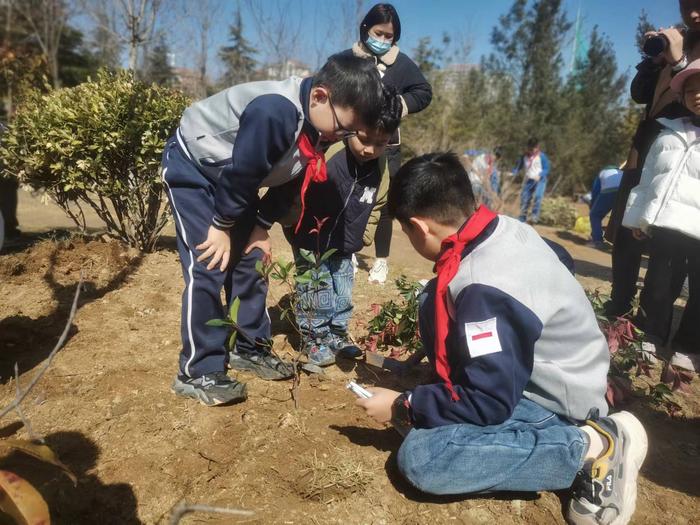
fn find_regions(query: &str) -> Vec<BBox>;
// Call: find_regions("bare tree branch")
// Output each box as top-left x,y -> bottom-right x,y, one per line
243,0 -> 302,79
0,272 -> 83,421
168,501 -> 253,525
11,0 -> 70,87
13,364 -> 39,441
82,0 -> 164,74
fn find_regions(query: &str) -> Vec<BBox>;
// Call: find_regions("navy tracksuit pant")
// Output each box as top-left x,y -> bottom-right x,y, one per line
161,137 -> 270,378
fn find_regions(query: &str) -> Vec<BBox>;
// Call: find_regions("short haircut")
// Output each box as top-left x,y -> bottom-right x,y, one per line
375,84 -> 402,135
527,137 -> 539,149
360,3 -> 402,43
388,152 -> 476,226
313,53 -> 384,128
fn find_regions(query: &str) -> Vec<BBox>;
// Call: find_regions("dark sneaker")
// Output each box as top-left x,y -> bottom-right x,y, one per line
304,339 -> 336,367
328,333 -> 363,358
171,372 -> 247,406
602,300 -> 631,320
228,349 -> 294,380
566,411 -> 648,525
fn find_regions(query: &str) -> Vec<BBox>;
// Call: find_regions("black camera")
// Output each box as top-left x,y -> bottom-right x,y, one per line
643,34 -> 668,58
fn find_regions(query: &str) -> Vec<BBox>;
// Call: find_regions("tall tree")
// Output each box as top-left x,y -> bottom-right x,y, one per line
11,0 -> 70,88
557,26 -> 628,192
412,36 -> 446,74
90,3 -> 122,70
82,0 -> 164,75
144,33 -> 174,86
243,0 -> 300,80
218,7 -> 256,86
635,9 -> 655,54
487,0 -> 571,137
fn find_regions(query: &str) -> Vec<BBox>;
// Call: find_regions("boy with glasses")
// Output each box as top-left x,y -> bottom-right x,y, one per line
162,54 -> 386,405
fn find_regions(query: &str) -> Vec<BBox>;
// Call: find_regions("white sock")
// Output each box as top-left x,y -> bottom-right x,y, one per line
581,425 -> 606,460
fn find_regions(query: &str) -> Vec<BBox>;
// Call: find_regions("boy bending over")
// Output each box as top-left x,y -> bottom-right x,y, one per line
356,153 -> 648,525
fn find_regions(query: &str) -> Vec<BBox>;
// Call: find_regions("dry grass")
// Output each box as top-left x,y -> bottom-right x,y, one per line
294,450 -> 374,503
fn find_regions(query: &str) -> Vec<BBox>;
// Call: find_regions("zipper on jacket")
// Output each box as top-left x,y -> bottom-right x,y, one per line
650,131 -> 700,224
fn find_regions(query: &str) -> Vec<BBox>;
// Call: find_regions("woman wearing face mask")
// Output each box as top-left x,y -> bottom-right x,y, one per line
342,3 -> 433,284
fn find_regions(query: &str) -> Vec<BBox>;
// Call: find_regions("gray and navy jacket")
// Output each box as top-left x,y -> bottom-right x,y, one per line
260,142 -> 389,255
411,215 -> 609,429
176,76 -> 324,229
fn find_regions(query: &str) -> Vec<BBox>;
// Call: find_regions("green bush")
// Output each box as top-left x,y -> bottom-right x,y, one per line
0,69 -> 189,251
538,197 -> 577,229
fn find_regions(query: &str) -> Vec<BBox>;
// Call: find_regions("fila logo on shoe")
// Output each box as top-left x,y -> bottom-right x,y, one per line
359,186 -> 376,204
200,377 -> 215,387
604,473 -> 614,495
464,317 -> 502,357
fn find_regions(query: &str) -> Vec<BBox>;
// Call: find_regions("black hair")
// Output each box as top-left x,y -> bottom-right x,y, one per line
493,146 -> 503,159
313,53 -> 384,127
388,152 -> 476,226
527,137 -> 539,149
360,3 -> 402,43
374,84 -> 402,135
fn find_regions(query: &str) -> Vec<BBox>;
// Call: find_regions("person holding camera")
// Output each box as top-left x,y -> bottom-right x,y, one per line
604,0 -> 700,318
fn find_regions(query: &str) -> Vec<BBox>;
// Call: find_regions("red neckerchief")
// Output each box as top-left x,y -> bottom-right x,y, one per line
295,132 -> 327,234
525,147 -> 540,170
434,206 -> 497,401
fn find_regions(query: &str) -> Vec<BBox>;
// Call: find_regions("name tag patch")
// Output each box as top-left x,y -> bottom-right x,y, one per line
465,317 -> 502,358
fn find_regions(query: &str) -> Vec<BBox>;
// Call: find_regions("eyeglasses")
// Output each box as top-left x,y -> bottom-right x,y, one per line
328,95 -> 358,139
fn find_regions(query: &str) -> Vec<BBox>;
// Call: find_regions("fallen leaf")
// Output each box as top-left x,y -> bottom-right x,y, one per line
0,470 -> 50,525
0,439 -> 76,485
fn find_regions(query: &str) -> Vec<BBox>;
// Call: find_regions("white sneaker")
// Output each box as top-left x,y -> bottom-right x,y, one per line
670,352 -> 700,373
351,253 -> 358,276
368,258 -> 388,284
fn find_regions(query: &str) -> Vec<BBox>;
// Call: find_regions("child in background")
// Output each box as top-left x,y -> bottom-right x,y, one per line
357,152 -> 648,525
162,54 -> 386,406
623,58 -> 700,372
516,137 -> 550,223
267,89 -> 402,367
588,165 -> 623,249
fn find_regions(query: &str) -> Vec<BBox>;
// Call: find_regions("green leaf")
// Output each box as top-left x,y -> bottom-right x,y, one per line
206,319 -> 229,327
228,330 -> 238,350
295,274 -> 313,284
319,248 -> 338,263
299,249 -> 316,265
255,259 -> 263,274
229,296 -> 241,323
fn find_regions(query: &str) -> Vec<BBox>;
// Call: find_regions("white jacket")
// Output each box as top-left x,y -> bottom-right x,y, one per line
623,117 -> 700,240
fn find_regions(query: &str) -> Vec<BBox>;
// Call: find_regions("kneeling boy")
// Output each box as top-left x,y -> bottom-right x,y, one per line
357,153 -> 648,525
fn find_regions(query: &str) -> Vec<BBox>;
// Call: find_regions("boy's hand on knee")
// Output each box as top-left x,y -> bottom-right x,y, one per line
196,226 -> 231,272
356,387 -> 401,424
244,225 -> 272,264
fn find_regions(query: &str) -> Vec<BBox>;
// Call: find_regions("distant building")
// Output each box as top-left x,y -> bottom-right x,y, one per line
173,67 -> 211,99
260,59 -> 312,81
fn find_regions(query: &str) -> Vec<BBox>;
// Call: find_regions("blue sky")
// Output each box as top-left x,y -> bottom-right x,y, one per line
187,0 -> 683,81
145,1 -> 684,83
388,0 -> 681,75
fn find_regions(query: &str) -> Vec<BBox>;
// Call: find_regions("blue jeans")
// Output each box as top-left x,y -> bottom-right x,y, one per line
294,251 -> 354,338
519,178 -> 547,222
397,398 -> 587,495
589,191 -> 617,242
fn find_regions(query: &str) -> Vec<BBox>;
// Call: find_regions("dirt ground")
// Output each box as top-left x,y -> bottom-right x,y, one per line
0,190 -> 698,525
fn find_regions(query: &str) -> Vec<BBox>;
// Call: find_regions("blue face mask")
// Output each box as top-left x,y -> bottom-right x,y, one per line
365,36 -> 392,56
